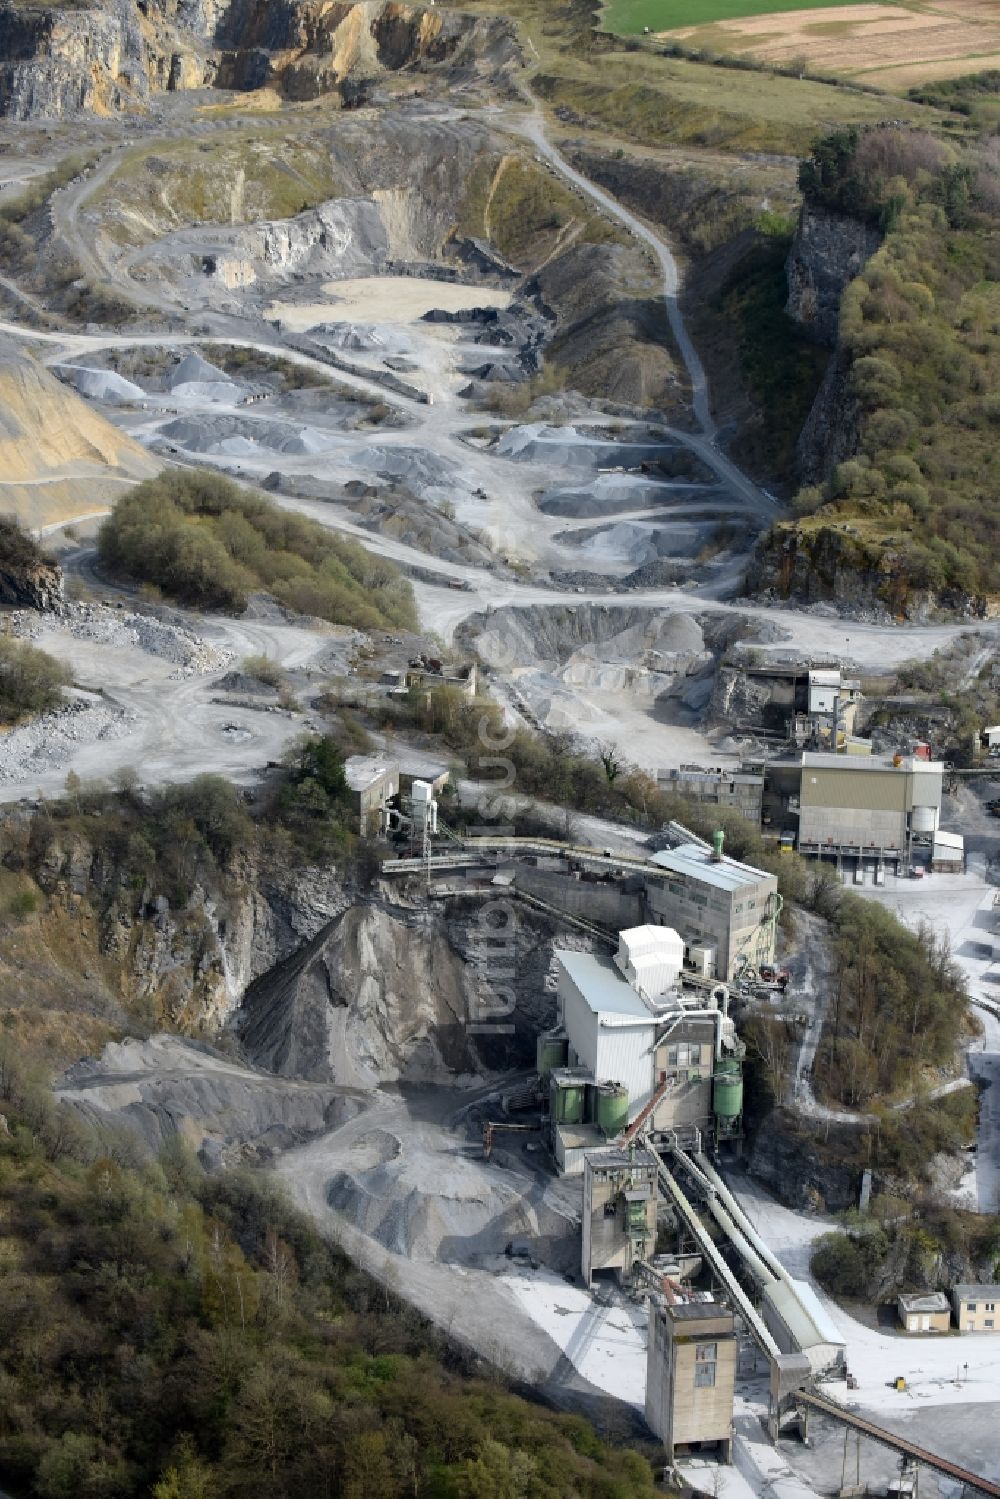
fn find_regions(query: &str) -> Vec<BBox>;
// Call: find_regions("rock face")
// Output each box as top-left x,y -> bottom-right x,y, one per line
0,0 -> 521,118
0,520 -> 63,611
785,204 -> 882,348
13,811 -> 351,1035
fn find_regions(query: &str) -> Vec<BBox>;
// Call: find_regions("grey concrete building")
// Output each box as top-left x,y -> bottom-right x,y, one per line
646,1297 -> 736,1462
797,751 -> 943,867
646,841 -> 779,980
344,756 -> 399,837
581,1145 -> 658,1286
658,767 -> 764,825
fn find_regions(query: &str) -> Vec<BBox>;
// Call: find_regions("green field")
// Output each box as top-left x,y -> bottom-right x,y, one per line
602,0 -> 878,34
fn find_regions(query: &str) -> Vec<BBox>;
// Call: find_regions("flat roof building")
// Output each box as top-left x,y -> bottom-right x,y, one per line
549,926 -> 744,1170
657,767 -> 764,825
582,1145 -> 658,1287
798,751 -> 943,867
953,1284 -> 1000,1332
344,756 -> 399,837
646,1297 -> 736,1463
645,839 -> 779,980
897,1291 -> 950,1333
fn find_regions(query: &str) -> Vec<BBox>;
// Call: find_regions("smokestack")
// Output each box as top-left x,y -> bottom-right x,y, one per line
712,829 -> 724,863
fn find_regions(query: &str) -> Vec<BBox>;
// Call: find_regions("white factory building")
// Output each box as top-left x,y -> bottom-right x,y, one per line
543,926 -> 743,1172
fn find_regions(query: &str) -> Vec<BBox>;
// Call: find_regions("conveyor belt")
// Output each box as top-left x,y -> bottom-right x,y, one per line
799,1391 -> 1000,1497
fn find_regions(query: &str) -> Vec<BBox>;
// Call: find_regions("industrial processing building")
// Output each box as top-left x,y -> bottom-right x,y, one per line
646,1295 -> 736,1463
797,751 -> 946,868
581,1145 -> 658,1286
540,927 -> 745,1173
646,835 -> 780,980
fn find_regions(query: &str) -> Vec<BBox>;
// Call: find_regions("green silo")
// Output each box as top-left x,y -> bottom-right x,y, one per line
536,1034 -> 569,1077
713,1058 -> 743,1126
552,1079 -> 585,1125
597,1083 -> 629,1139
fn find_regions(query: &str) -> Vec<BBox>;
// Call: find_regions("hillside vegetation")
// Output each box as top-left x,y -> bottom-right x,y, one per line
0,1046 -> 658,1499
0,637 -> 68,723
98,472 -> 416,631
758,118 -> 1000,610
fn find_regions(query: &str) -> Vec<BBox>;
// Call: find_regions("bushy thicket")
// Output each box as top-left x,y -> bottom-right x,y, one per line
813,897 -> 967,1107
0,636 -> 68,723
0,1046 -> 658,1499
98,472 -> 416,631
785,122 -> 1000,601
38,737 -> 356,904
813,1199 -> 1000,1303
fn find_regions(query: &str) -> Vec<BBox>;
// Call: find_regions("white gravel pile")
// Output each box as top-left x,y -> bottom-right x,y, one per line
0,698 -> 137,782
14,604 -> 235,677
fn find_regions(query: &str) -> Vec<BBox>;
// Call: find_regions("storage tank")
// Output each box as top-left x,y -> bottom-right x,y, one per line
554,1080 -> 585,1125
713,1059 -> 743,1125
536,1034 -> 569,1077
596,1083 -> 629,1139
911,805 -> 937,835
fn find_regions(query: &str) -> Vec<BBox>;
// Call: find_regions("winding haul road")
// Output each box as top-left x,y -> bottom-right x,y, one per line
0,105 -> 993,808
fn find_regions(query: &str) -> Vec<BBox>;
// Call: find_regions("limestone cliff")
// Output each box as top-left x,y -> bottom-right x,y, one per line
785,203 -> 881,349
0,519 -> 64,611
0,0 -> 521,118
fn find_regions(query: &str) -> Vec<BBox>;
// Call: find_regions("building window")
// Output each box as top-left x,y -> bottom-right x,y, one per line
987,1303 -> 996,1312
987,1319 -> 995,1329
604,1201 -> 617,1218
968,1303 -> 977,1312
694,1343 -> 717,1388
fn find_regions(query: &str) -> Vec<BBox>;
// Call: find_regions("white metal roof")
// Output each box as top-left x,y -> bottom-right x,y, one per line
763,1278 -> 845,1351
556,950 -> 654,1022
809,669 -> 841,686
649,841 -> 771,893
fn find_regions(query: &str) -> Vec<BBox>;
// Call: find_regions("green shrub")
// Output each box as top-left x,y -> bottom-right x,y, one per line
0,637 -> 69,723
98,472 -> 416,631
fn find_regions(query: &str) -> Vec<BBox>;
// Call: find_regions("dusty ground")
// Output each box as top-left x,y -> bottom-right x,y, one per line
665,0 -> 1000,90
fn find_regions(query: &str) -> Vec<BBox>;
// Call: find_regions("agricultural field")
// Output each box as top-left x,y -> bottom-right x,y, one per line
602,0 -> 871,28
603,0 -> 1000,93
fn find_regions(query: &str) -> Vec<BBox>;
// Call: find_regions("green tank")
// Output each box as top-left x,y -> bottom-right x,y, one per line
597,1083 -> 629,1139
553,1081 -> 585,1125
536,1034 -> 568,1077
713,1059 -> 743,1123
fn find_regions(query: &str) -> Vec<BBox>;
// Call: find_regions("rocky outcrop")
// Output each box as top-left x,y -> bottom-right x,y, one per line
749,1109 -> 863,1214
0,520 -> 63,611
746,520 -> 986,621
0,0 -> 521,118
793,346 -> 861,485
785,204 -> 881,348
11,811 -> 351,1034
